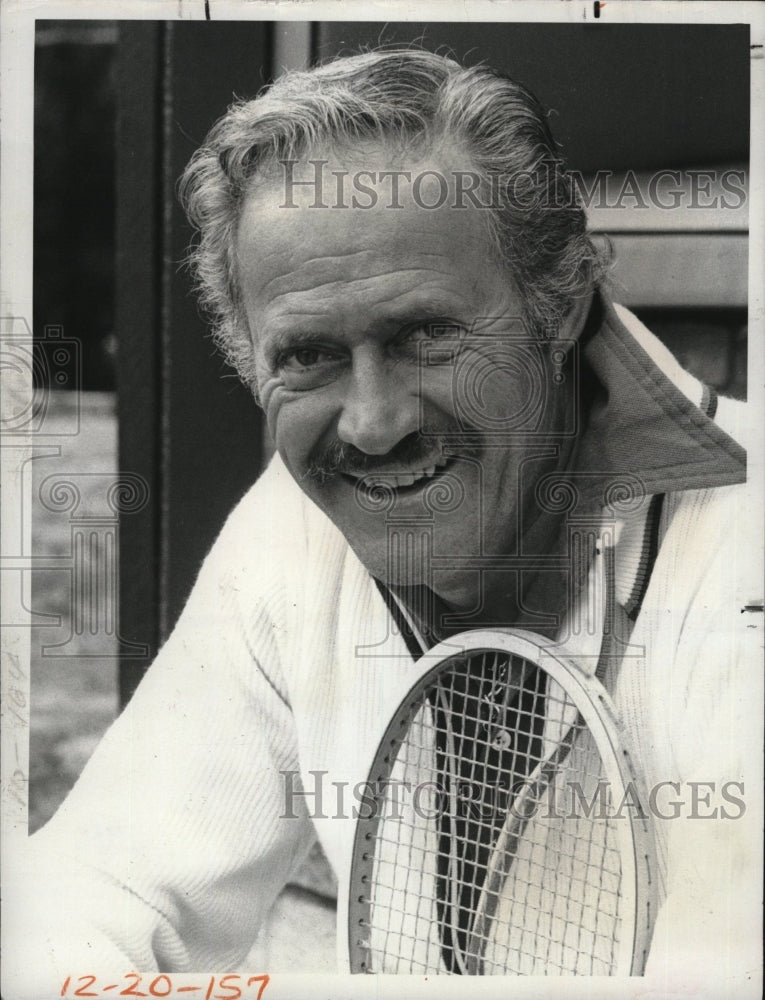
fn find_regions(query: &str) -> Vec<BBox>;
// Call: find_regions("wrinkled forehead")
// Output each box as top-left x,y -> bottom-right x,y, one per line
233,142 -> 504,301
239,137 -> 498,228
233,158 -> 508,319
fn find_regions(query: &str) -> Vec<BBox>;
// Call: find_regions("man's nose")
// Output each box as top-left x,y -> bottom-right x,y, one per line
336,353 -> 420,455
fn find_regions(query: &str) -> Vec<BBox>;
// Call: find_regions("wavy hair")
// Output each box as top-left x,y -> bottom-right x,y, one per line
179,48 -> 606,389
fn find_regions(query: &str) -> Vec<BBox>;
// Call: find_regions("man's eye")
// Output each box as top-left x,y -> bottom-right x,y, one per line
281,347 -> 336,370
275,345 -> 345,391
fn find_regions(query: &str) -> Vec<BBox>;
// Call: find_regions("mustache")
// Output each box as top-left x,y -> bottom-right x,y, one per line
304,428 -> 474,483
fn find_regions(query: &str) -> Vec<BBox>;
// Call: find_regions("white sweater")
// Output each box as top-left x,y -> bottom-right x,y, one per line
5,303 -> 762,995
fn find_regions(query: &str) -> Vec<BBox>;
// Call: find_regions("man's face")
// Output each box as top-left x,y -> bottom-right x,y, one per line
236,150 -> 571,608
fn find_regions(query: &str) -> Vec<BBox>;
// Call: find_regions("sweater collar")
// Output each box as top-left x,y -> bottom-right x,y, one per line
572,294 -> 746,619
573,293 -> 746,504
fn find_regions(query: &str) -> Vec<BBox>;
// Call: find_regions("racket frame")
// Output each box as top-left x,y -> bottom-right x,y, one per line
347,627 -> 656,976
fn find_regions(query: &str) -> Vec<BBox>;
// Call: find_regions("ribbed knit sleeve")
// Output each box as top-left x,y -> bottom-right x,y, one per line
6,463 -> 319,994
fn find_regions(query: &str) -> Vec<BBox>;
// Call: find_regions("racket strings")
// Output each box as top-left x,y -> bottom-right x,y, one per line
432,653 -> 547,973
357,649 -> 628,975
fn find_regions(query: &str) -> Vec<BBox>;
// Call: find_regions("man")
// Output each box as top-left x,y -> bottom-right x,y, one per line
8,48 -> 760,990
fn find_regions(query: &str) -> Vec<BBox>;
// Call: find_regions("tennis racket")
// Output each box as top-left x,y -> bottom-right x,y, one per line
348,628 -> 655,975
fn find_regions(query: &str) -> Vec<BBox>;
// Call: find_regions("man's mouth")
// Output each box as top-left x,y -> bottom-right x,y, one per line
342,454 -> 450,492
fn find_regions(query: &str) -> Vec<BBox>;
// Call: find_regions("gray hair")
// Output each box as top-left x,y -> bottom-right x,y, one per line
179,48 -> 606,389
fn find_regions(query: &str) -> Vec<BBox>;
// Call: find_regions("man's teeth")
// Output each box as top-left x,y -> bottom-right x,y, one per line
350,457 -> 448,489
352,457 -> 448,488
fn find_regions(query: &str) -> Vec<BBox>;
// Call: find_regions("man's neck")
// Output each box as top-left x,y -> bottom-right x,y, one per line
391,498 -> 598,647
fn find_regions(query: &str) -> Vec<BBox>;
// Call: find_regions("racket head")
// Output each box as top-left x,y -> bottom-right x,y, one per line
347,628 -> 655,976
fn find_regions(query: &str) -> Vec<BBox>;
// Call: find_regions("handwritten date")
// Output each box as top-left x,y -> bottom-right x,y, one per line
60,973 -> 269,1000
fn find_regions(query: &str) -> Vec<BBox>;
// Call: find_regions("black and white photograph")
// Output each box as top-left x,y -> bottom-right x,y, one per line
1,3 -> 763,998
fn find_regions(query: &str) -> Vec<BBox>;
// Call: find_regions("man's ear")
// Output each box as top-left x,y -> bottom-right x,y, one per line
557,289 -> 595,349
